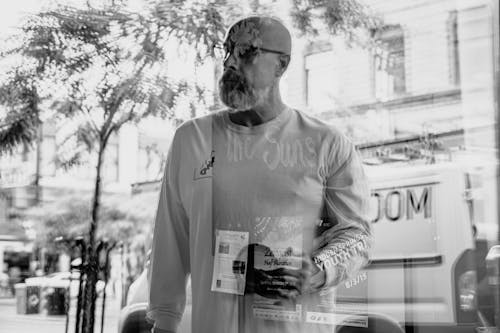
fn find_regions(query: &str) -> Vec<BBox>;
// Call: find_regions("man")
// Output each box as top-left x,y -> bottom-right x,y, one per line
147,16 -> 371,333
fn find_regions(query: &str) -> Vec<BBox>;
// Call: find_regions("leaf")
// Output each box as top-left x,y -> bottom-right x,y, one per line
290,0 -> 382,45
0,114 -> 38,156
54,150 -> 84,171
76,122 -> 98,151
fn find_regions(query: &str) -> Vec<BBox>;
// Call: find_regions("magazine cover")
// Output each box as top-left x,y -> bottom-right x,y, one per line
250,216 -> 303,322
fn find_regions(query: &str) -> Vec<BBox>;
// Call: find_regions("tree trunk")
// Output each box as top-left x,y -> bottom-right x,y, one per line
34,125 -> 42,204
33,85 -> 41,205
81,144 -> 105,333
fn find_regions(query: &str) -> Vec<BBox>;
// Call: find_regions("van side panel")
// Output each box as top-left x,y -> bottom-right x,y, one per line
339,166 -> 476,326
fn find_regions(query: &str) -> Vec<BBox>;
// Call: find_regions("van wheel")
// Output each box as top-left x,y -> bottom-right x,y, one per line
336,314 -> 404,333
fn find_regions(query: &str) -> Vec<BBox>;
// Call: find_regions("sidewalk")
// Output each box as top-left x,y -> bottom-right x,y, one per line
0,295 -> 120,333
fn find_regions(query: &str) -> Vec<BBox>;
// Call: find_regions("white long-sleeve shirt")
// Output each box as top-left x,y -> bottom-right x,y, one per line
147,108 -> 371,333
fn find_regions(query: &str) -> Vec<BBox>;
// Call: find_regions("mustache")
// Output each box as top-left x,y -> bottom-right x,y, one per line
221,69 -> 245,84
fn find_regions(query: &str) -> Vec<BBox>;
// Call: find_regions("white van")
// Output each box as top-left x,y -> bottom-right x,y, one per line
118,162 -> 494,333
351,162 -> 482,332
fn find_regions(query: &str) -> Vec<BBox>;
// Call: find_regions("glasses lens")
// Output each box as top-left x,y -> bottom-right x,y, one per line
222,43 -> 259,62
235,45 -> 258,61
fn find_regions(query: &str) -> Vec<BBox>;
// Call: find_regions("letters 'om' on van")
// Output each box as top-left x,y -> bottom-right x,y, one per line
369,185 -> 432,223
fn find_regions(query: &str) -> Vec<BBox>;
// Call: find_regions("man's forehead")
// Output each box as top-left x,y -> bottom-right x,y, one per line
224,16 -> 292,54
225,18 -> 264,47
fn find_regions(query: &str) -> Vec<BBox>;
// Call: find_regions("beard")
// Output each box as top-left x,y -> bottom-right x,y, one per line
218,70 -> 259,111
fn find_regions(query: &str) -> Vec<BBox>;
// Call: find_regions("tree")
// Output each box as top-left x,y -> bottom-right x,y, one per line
0,0 -> 381,152
0,1 -> 378,331
0,69 -> 42,155
290,0 -> 381,45
22,192 -> 156,290
22,193 -> 157,250
1,1 -> 225,331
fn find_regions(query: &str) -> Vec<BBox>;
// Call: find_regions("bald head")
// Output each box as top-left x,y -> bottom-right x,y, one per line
219,16 -> 291,112
225,16 -> 292,56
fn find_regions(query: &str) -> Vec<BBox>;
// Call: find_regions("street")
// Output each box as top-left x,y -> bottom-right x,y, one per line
0,296 -> 120,333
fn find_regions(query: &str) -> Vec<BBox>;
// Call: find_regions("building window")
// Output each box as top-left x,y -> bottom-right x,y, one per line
448,11 -> 460,86
21,142 -> 30,162
0,193 -> 8,224
137,144 -> 163,182
103,138 -> 119,183
373,25 -> 406,100
41,136 -> 56,177
305,49 -> 338,112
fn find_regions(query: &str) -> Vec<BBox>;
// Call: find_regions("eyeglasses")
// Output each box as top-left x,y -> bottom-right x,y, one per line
213,43 -> 288,63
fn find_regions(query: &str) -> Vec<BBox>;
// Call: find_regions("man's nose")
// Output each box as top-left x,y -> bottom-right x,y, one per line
223,51 -> 238,70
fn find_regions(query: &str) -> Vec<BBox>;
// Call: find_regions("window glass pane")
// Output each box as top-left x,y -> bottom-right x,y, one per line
305,51 -> 338,112
1,1 -> 498,333
40,136 -> 56,177
103,141 -> 119,183
374,25 -> 406,99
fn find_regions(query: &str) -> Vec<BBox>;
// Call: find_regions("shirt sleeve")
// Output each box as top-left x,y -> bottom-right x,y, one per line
312,133 -> 372,288
146,129 -> 190,332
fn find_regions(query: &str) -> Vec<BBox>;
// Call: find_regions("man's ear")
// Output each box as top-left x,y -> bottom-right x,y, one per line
275,55 -> 290,77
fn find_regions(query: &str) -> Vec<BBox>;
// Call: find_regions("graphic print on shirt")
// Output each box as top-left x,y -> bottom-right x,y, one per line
226,126 -> 318,170
193,150 -> 215,180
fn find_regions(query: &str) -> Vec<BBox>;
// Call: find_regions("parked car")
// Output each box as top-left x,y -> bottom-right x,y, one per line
118,269 -> 192,333
25,271 -> 105,298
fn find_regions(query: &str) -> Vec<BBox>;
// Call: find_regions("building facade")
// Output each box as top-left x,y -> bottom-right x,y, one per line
131,0 -> 498,190
279,0 -> 496,156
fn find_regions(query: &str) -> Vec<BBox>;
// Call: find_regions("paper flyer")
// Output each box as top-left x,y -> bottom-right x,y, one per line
251,216 -> 303,322
211,229 -> 249,295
